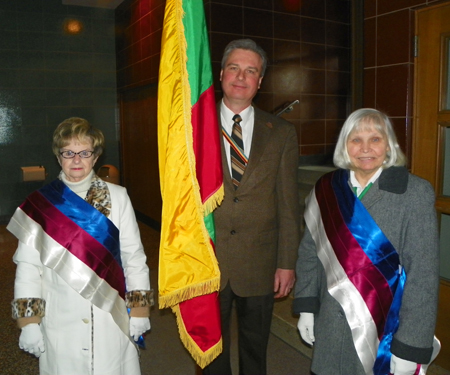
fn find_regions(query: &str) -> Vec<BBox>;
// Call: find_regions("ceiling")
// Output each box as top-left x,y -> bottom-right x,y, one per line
62,0 -> 125,9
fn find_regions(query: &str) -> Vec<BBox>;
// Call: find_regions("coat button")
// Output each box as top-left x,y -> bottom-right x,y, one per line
230,230 -> 236,235
233,197 -> 239,203
82,318 -> 90,324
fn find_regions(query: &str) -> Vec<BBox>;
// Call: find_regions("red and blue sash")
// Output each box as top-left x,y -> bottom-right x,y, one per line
22,179 -> 126,297
8,179 -> 130,337
306,169 -> 406,375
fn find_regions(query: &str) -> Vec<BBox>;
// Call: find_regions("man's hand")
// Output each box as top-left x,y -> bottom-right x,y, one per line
273,268 -> 295,298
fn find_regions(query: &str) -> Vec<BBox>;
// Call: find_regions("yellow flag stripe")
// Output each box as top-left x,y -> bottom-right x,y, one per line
157,0 -> 220,309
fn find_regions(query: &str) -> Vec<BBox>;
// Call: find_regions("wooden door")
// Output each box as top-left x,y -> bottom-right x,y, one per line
413,2 -> 450,370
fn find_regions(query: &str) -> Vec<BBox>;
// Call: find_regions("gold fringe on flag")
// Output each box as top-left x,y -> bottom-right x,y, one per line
158,277 -> 220,310
158,0 -> 221,308
158,0 -> 224,368
172,304 -> 223,369
202,185 -> 225,218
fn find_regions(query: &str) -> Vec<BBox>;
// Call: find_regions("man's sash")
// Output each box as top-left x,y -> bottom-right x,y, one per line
7,179 -> 130,337
305,169 -> 406,375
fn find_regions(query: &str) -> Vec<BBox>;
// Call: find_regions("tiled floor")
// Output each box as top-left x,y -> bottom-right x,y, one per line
0,222 -> 312,375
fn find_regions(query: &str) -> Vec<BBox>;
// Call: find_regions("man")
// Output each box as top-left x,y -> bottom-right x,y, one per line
203,39 -> 301,375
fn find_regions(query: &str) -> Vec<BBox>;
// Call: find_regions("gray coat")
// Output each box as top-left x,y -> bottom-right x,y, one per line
293,167 -> 439,375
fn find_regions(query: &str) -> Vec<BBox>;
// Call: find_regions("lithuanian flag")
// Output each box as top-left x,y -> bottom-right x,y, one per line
157,0 -> 223,367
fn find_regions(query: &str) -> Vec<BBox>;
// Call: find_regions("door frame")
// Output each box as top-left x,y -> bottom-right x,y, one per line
412,2 -> 450,370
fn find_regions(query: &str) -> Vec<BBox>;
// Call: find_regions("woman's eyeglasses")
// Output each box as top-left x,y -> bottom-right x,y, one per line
59,150 -> 94,159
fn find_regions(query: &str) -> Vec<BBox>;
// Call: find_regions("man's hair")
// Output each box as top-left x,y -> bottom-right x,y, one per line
221,39 -> 268,76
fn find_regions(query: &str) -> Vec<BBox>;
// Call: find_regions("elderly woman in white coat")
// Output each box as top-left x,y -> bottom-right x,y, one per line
8,117 -> 153,375
294,108 -> 440,375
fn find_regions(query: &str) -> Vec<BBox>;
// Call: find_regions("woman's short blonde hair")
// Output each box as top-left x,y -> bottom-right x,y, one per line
52,117 -> 105,157
333,108 -> 407,170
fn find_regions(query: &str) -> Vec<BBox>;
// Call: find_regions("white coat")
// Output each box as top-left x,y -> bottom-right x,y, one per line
13,181 -> 150,375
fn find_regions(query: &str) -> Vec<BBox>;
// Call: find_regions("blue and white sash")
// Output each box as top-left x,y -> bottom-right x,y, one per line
305,169 -> 405,375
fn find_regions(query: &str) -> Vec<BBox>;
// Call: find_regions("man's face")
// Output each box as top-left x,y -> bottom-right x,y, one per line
220,48 -> 263,108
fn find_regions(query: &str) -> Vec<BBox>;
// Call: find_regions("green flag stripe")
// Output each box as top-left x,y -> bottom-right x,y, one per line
182,0 -> 214,106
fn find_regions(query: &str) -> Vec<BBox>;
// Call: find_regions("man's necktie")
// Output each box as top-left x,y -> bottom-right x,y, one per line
231,114 -> 246,188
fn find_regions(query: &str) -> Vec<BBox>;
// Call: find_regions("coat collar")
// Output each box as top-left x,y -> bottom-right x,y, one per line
378,166 -> 409,194
241,107 -> 273,186
359,166 -> 409,208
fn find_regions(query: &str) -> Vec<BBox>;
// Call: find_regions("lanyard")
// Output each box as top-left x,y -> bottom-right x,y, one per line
353,182 -> 373,200
221,126 -> 249,164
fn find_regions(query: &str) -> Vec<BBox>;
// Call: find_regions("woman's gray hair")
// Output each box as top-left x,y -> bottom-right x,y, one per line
333,108 -> 407,170
221,39 -> 268,77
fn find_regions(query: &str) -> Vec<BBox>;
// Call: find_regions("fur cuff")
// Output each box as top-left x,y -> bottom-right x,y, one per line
125,290 -> 154,308
11,298 -> 46,320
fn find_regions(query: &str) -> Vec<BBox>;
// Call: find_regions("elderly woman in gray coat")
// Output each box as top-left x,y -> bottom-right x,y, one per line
293,108 -> 440,375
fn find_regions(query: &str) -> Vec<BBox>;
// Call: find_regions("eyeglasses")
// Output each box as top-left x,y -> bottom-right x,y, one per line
59,150 -> 95,159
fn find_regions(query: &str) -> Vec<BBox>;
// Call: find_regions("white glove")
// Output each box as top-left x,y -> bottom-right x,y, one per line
390,353 -> 417,375
129,317 -> 151,341
19,323 -> 45,358
297,312 -> 315,346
